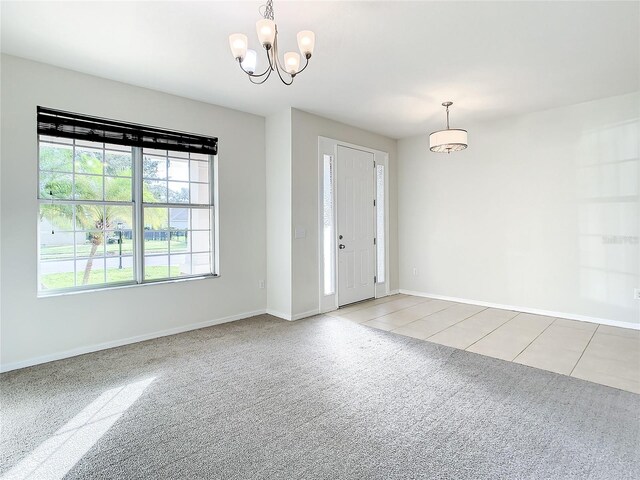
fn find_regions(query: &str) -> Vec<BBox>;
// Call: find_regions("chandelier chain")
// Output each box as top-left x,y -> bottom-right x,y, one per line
260,0 -> 275,20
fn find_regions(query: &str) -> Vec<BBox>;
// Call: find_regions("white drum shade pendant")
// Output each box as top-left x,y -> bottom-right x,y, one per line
429,102 -> 468,153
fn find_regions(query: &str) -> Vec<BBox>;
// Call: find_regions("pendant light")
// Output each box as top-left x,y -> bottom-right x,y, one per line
429,102 -> 468,153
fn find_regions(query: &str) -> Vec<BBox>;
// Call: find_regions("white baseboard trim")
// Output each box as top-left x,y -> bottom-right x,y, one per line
265,309 -> 290,320
266,308 -> 320,321
0,308 -> 266,373
399,289 -> 639,331
292,309 -> 320,321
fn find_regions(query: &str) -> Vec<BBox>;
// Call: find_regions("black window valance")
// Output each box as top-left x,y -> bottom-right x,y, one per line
37,106 -> 218,155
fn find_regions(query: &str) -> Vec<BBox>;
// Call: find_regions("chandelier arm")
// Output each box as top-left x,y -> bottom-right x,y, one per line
249,67 -> 273,84
267,45 -> 276,72
273,61 -> 295,85
237,58 -> 271,78
293,55 -> 310,75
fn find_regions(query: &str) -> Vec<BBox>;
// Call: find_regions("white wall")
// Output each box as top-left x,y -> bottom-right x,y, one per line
265,108 -> 292,318
398,92 -> 640,327
0,55 -> 267,370
290,108 -> 398,318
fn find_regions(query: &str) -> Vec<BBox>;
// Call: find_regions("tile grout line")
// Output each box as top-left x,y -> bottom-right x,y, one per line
568,323 -> 599,377
388,305 -> 484,334
362,298 -> 456,325
511,317 -> 558,363
422,307 -> 490,340
464,311 -> 522,350
336,293 -> 405,314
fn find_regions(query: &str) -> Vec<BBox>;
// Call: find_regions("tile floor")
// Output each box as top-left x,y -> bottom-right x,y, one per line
328,294 -> 640,394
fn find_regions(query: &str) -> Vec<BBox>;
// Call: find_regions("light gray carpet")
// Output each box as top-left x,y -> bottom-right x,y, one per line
1,314 -> 639,479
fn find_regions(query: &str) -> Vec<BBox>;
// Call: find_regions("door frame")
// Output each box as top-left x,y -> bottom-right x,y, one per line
318,136 -> 390,313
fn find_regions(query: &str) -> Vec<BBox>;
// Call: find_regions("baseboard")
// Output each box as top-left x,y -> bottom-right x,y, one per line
266,308 -> 320,321
399,289 -> 639,331
292,309 -> 320,321
0,308 -> 266,373
388,289 -> 400,295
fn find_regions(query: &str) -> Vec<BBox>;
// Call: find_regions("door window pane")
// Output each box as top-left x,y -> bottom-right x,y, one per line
376,164 -> 385,283
323,154 -> 335,295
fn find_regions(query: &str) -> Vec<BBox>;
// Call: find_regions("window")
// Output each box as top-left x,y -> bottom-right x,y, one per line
37,107 -> 218,293
376,164 -> 385,283
322,154 -> 335,295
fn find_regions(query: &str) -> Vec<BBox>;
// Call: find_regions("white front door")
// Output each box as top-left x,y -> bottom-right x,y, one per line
336,145 -> 375,306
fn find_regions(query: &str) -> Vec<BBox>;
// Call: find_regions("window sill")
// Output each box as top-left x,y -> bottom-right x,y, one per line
37,274 -> 220,298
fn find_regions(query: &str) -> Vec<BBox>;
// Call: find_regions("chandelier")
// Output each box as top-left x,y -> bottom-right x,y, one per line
228,0 -> 316,85
429,102 -> 468,153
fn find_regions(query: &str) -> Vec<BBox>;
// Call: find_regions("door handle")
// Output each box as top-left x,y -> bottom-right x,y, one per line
339,244 -> 346,249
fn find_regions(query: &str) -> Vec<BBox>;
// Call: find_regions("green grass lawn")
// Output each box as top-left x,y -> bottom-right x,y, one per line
41,266 -> 181,290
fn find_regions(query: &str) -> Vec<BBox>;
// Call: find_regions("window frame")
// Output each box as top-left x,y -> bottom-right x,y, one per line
37,136 -> 219,296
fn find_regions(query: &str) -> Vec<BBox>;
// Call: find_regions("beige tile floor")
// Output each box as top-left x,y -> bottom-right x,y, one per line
327,294 -> 640,394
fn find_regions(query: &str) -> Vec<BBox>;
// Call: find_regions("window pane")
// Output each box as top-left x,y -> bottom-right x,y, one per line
106,256 -> 134,283
108,206 -> 133,230
144,206 -> 168,228
105,230 -> 133,255
192,252 -> 212,275
170,208 -> 190,229
323,154 -> 335,295
143,179 -> 168,203
144,207 -> 169,255
105,149 -> 132,177
40,172 -> 73,199
75,231 -> 105,258
143,155 -> 167,179
105,176 -> 132,201
76,257 -> 106,286
74,174 -> 103,200
190,160 -> 209,183
40,259 -> 75,290
74,204 -> 105,231
40,204 -> 74,232
190,230 -> 210,253
75,147 -> 104,175
191,208 -> 210,231
40,143 -> 73,172
168,158 -> 189,181
170,254 -> 192,277
145,255 -> 169,280
168,181 -> 189,203
190,152 -> 209,161
376,165 -> 385,283
170,230 -> 189,253
190,183 -> 209,204
39,230 -> 75,261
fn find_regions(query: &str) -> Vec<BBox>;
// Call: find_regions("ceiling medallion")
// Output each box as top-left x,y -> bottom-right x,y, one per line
228,0 -> 315,85
429,102 -> 468,153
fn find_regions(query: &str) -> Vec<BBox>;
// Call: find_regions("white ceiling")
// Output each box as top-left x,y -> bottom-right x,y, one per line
1,1 -> 638,139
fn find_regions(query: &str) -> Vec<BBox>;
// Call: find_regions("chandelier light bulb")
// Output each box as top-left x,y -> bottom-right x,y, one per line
256,19 -> 276,47
296,30 -> 315,57
241,49 -> 257,74
284,52 -> 301,74
228,33 -> 248,60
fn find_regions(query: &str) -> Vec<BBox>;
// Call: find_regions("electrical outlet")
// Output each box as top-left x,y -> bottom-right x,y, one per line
412,267 -> 418,277
634,288 -> 640,300
258,280 -> 265,289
